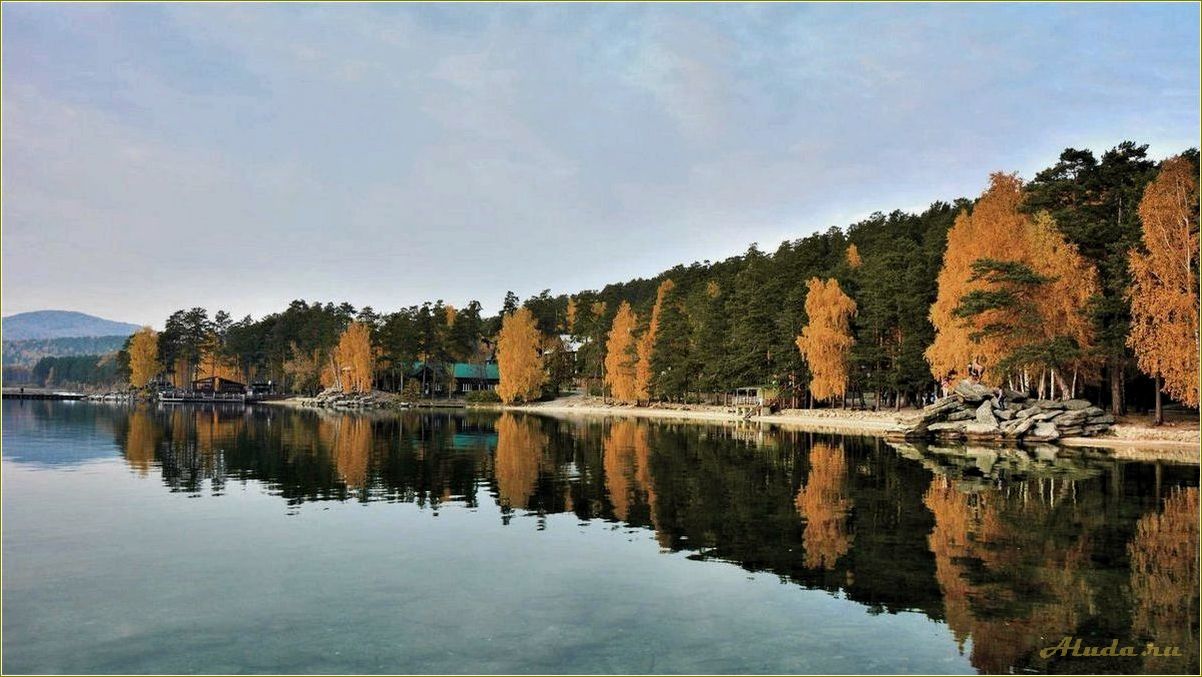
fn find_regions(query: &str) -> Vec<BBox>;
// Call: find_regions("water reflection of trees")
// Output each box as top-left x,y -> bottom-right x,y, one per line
494,414 -> 546,510
1129,486 -> 1199,673
98,405 -> 1200,674
794,442 -> 854,570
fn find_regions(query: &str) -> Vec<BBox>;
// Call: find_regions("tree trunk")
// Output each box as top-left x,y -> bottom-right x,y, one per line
1154,373 -> 1163,426
1108,357 -> 1123,416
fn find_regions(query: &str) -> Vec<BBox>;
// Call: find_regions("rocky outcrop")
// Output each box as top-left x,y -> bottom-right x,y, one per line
898,381 -> 1114,443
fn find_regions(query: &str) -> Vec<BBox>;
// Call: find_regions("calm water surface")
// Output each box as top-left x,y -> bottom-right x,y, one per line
2,400 -> 1198,674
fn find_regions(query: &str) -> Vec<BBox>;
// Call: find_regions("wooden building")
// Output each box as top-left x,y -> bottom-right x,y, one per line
191,376 -> 247,394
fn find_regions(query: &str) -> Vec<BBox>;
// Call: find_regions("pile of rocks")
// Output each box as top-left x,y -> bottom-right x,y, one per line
296,388 -> 392,410
900,380 -> 1115,442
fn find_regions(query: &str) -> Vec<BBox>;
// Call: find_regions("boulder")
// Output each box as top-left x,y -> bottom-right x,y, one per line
1000,387 -> 1028,402
947,409 -> 976,422
953,380 -> 994,404
1036,400 -> 1066,410
1053,409 -> 1090,425
1015,406 -> 1041,419
1003,417 -> 1036,437
928,422 -> 968,436
923,396 -> 961,415
964,421 -> 1000,436
1061,399 -> 1092,410
1089,413 -> 1116,425
995,408 -> 1015,421
975,400 -> 997,425
1030,422 -> 1060,441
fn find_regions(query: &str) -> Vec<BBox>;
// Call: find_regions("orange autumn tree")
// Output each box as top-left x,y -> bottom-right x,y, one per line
796,278 -> 857,402
565,297 -> 578,334
604,301 -> 640,403
497,307 -> 546,404
1128,155 -> 1200,410
325,321 -> 374,393
635,279 -> 675,402
845,243 -> 862,269
127,326 -> 161,388
926,173 -> 1098,392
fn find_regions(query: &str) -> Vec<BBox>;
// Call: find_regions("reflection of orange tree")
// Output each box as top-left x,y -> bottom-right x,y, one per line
1129,487 -> 1199,673
123,407 -> 160,476
794,442 -> 853,570
923,476 -> 1093,674
603,420 -> 655,522
319,415 -> 374,488
494,414 -> 547,510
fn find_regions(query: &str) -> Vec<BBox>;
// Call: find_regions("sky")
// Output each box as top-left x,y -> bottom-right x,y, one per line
2,2 -> 1199,326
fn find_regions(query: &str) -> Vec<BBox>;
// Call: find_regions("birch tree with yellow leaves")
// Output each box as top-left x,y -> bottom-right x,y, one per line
127,326 -> 161,388
326,321 -> 375,393
497,307 -> 546,404
926,173 -> 1099,396
1128,155 -> 1200,417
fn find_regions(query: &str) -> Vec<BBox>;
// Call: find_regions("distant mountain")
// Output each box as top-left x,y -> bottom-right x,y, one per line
2,310 -> 141,341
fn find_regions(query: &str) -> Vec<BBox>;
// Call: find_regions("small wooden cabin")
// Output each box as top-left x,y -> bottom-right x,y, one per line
192,376 -> 247,394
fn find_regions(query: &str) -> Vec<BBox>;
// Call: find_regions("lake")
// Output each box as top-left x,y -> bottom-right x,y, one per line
2,400 -> 1198,674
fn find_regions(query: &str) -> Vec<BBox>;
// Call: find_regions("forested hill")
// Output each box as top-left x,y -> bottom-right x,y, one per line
2,335 -> 130,368
135,141 -> 1198,415
2,310 -> 140,341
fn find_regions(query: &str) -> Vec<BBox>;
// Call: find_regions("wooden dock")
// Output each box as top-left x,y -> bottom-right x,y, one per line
2,388 -> 86,401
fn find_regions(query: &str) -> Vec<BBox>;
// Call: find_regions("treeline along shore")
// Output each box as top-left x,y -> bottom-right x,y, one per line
63,141 -> 1202,434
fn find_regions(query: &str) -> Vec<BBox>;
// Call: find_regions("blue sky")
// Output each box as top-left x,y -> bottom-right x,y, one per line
3,2 -> 1198,325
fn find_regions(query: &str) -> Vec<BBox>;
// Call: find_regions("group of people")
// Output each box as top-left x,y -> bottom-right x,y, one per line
938,358 -> 987,398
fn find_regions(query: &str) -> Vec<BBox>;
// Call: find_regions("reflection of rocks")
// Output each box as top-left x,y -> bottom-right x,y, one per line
898,381 -> 1114,443
887,440 -> 1105,491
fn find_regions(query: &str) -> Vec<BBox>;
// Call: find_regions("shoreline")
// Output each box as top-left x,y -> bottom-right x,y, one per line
505,397 -> 1200,463
259,394 -> 1199,463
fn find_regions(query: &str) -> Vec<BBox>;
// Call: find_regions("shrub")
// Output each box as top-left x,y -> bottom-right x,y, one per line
466,389 -> 501,404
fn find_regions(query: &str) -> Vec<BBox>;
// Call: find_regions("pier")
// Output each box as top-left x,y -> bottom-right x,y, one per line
2,388 -> 86,401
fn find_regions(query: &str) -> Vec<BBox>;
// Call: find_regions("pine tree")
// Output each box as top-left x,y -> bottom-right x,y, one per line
497,307 -> 546,404
604,301 -> 640,402
695,280 -> 730,393
1128,155 -> 1200,415
650,284 -> 695,400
